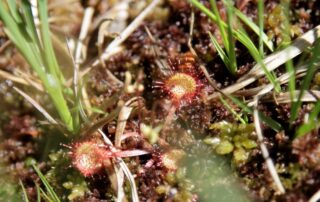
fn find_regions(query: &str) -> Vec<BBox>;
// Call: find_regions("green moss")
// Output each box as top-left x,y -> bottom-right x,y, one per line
216,140 -> 234,155
233,148 -> 249,163
45,149 -> 89,200
241,139 -> 257,149
207,122 -> 257,165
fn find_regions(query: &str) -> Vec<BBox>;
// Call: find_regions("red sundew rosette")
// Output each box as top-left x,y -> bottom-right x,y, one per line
71,141 -> 106,177
164,72 -> 202,106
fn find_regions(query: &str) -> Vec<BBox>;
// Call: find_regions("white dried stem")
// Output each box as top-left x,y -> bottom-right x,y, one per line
0,70 -> 29,86
309,189 -> 320,202
253,96 -> 285,194
260,90 -> 320,104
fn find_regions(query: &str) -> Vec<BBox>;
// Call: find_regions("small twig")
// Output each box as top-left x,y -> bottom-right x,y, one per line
13,86 -> 58,125
92,0 -> 162,67
253,96 -> 285,194
90,0 -> 130,33
15,69 -> 44,91
0,70 -> 29,86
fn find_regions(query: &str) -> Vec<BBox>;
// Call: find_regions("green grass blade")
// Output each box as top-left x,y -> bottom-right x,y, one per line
36,184 -> 41,202
234,9 -> 273,52
208,32 -> 231,69
40,188 -> 54,202
21,0 -> 42,48
38,0 -> 65,83
295,121 -> 318,138
209,0 -> 229,50
7,0 -> 23,23
224,0 -> 237,74
19,180 -> 30,202
33,165 -> 61,202
0,1 -> 75,132
290,40 -> 320,123
38,0 -> 74,131
257,0 -> 264,55
219,96 -> 246,124
0,3 -> 46,80
285,59 -> 296,101
190,0 -> 273,51
234,30 -> 281,92
228,95 -> 282,132
296,102 -> 320,137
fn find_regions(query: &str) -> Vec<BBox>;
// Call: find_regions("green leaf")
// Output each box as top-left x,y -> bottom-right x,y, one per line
33,165 -> 61,202
290,40 -> 320,123
7,0 -> 23,23
234,30 -> 281,92
190,0 -> 273,51
224,0 -> 237,75
19,180 -> 30,202
228,95 -> 282,132
209,0 -> 229,50
208,32 -> 231,69
219,96 -> 247,124
234,9 -> 273,52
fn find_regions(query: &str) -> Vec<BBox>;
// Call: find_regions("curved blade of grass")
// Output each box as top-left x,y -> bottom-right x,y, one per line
234,9 -> 273,52
36,184 -> 41,202
0,5 -> 46,82
21,0 -> 42,49
209,0 -> 229,50
208,32 -> 231,69
296,100 -> 320,137
38,0 -> 75,131
219,96 -> 246,124
0,1 -> 74,132
33,165 -> 61,202
7,0 -> 22,23
13,86 -> 59,125
19,180 -> 30,202
296,121 -> 318,138
228,95 -> 282,132
40,188 -> 54,202
234,30 -> 281,92
190,0 -> 273,51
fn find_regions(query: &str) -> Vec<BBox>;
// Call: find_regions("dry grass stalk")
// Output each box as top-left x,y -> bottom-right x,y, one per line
253,96 -> 285,194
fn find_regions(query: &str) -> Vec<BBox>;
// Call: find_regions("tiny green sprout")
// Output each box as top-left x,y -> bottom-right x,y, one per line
141,123 -> 162,144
